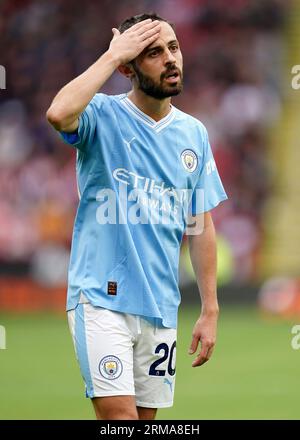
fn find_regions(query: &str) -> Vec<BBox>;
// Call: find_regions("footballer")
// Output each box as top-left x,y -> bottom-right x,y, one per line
46,13 -> 227,420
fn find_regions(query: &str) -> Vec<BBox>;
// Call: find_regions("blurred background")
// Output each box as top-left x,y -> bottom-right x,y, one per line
0,0 -> 300,420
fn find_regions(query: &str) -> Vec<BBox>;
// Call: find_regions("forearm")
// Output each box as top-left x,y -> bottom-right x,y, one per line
188,213 -> 219,316
46,50 -> 118,131
46,20 -> 161,132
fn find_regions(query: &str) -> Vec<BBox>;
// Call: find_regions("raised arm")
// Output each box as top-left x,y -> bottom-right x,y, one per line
187,211 -> 219,367
46,19 -> 161,132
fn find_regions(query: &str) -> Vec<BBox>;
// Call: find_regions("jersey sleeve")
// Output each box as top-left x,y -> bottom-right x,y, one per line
59,93 -> 106,152
191,127 -> 228,215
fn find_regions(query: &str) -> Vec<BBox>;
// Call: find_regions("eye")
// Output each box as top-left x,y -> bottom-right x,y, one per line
169,45 -> 178,52
149,50 -> 159,57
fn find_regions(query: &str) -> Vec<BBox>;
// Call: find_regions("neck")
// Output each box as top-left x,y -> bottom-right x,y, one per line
127,89 -> 172,122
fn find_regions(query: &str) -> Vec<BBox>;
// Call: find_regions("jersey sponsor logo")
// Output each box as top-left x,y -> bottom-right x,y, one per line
111,168 -> 190,224
95,167 -> 205,233
113,167 -> 181,200
99,355 -> 123,380
181,149 -> 198,173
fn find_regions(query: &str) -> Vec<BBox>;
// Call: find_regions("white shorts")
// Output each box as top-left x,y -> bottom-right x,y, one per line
67,303 -> 177,408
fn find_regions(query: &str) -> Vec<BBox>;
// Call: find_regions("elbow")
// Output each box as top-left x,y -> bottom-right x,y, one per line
46,106 -> 66,131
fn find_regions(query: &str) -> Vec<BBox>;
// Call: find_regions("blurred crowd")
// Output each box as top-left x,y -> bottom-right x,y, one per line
0,0 -> 288,286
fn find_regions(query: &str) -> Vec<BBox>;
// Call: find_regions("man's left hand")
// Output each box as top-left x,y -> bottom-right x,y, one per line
188,311 -> 218,367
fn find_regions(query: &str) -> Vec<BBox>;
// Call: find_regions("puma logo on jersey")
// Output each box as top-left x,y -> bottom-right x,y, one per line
123,136 -> 136,152
164,378 -> 173,392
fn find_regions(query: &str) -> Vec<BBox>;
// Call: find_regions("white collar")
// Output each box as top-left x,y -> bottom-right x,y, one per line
120,95 -> 176,133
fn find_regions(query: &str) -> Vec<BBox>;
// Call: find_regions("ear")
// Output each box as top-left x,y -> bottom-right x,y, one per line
118,64 -> 135,80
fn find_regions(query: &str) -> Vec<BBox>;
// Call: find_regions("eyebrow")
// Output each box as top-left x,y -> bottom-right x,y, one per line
144,40 -> 179,54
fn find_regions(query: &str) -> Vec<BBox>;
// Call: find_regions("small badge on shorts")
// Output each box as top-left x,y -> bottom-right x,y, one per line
107,281 -> 117,295
99,355 -> 123,380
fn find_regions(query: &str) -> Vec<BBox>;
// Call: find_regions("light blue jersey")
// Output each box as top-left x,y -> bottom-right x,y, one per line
60,93 -> 227,328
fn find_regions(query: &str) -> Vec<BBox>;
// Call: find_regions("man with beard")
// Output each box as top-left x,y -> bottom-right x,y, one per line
46,13 -> 227,420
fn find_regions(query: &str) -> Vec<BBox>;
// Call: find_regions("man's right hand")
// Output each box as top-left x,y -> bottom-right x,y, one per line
108,19 -> 161,66
46,20 -> 161,132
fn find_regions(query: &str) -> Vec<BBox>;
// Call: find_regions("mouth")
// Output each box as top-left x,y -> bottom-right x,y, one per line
163,70 -> 180,83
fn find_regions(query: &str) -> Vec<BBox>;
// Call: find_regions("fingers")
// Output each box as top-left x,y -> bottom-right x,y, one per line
136,20 -> 161,37
123,19 -> 161,39
112,28 -> 120,38
133,20 -> 161,52
139,24 -> 161,42
125,18 -> 153,33
189,335 -> 199,355
191,341 -> 215,368
126,18 -> 152,31
109,19 -> 161,64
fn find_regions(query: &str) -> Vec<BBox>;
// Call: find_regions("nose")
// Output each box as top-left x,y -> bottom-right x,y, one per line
164,48 -> 176,65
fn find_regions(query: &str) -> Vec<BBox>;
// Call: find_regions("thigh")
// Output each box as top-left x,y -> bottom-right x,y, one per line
92,395 -> 138,420
68,304 -> 135,399
133,320 -> 177,408
137,406 -> 157,420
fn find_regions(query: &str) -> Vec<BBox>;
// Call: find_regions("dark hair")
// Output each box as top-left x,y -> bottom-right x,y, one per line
118,12 -> 174,34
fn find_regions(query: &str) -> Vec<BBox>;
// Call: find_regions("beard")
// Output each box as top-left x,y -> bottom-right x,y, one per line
132,63 -> 183,100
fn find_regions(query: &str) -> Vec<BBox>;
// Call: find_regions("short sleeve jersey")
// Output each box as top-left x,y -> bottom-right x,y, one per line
60,93 -> 227,328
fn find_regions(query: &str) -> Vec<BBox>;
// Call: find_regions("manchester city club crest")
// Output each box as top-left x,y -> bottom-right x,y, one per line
99,355 -> 123,380
181,149 -> 198,173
